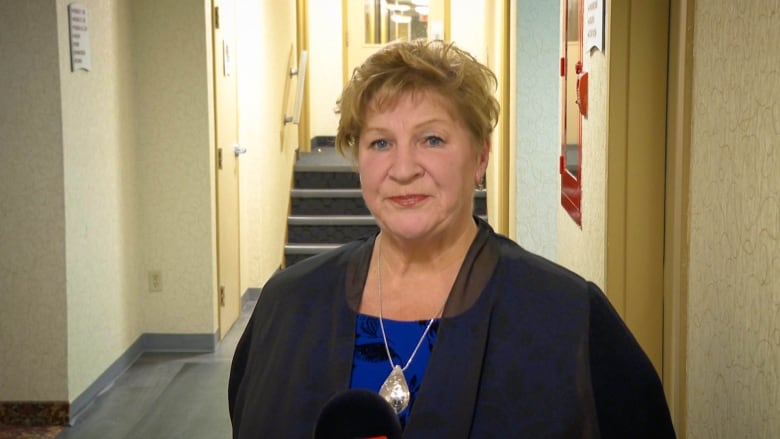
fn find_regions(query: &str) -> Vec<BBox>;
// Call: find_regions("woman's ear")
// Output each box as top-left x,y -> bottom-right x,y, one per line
475,139 -> 491,185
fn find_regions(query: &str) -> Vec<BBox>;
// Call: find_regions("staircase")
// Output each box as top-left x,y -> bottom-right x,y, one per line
284,145 -> 487,267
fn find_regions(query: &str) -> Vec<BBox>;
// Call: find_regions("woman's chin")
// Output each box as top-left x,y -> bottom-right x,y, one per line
377,218 -> 433,242
377,215 -> 462,245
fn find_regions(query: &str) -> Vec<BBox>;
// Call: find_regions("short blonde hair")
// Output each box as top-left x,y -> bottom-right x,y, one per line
335,40 -> 500,162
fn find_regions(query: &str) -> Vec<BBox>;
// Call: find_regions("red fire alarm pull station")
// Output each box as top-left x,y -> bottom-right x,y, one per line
575,61 -> 588,117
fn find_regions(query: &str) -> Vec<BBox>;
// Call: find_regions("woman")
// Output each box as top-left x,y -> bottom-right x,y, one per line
229,40 -> 676,438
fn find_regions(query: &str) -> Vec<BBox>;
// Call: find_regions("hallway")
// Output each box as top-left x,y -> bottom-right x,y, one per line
54,299 -> 256,439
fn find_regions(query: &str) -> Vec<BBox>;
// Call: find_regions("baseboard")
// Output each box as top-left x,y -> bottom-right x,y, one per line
67,334 -> 144,424
67,330 -> 218,425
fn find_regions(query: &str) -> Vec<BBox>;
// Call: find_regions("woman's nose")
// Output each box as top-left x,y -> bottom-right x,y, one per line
388,143 -> 423,182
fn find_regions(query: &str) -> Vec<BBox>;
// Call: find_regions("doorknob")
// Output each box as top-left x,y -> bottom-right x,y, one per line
233,144 -> 246,156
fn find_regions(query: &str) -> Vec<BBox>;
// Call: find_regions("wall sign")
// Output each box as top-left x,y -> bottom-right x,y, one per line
222,40 -> 232,77
584,0 -> 605,53
68,3 -> 92,71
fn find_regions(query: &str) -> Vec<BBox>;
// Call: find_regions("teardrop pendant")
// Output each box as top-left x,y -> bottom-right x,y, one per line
378,365 -> 410,414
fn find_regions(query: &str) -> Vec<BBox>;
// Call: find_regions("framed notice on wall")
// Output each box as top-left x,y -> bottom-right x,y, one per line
68,3 -> 92,71
584,0 -> 605,53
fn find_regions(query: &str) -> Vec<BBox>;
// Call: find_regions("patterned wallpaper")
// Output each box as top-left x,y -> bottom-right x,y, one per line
0,0 -> 69,401
687,1 -> 780,437
56,0 -> 217,399
57,0 -> 145,401
514,0 -> 560,262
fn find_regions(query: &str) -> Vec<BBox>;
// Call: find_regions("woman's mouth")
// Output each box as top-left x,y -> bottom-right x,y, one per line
389,194 -> 428,207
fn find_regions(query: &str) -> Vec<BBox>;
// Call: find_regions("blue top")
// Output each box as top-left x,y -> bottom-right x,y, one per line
350,313 -> 439,429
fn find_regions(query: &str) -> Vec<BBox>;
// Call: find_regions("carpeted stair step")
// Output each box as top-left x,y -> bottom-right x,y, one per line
290,188 -> 369,215
286,215 -> 379,244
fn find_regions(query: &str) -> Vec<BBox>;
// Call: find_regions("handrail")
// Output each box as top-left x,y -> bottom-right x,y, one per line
284,50 -> 308,125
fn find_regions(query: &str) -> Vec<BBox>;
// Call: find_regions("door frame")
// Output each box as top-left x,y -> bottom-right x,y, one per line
484,0 -> 513,237
663,0 -> 694,434
605,0 -> 669,387
296,0 -> 311,153
211,0 -> 242,340
605,0 -> 689,435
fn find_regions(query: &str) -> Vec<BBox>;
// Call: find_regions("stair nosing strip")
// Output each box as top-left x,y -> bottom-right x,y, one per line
291,188 -> 363,198
287,215 -> 376,226
294,164 -> 355,172
285,243 -> 343,254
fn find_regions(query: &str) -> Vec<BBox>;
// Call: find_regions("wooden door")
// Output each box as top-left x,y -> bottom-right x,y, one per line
213,0 -> 241,339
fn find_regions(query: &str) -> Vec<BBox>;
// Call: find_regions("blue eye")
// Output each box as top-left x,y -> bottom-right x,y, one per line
370,139 -> 389,150
425,136 -> 444,147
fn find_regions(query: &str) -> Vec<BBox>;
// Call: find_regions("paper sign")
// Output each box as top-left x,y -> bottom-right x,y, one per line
223,40 -> 232,77
68,3 -> 92,71
584,0 -> 605,53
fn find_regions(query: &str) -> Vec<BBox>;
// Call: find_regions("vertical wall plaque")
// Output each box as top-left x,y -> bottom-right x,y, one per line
584,0 -> 605,53
68,3 -> 92,71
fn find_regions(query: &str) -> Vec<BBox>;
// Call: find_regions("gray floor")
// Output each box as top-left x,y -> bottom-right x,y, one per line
56,299 -> 255,439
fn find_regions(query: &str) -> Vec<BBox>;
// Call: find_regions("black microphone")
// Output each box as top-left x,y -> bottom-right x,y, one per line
313,389 -> 403,439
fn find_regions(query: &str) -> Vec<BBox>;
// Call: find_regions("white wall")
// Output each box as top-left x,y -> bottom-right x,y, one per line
307,0 -> 342,138
2,0 -> 220,405
237,0 -> 299,291
450,0 -> 487,63
0,0 -> 315,412
686,1 -> 780,436
131,0 -> 216,336
0,0 -> 69,402
56,0 -> 146,401
56,0 -> 217,400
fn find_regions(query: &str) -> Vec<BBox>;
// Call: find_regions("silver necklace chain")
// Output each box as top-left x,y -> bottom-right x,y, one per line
376,236 -> 443,372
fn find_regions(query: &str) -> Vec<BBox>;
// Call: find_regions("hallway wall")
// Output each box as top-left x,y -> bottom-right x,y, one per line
0,0 -> 69,402
556,17 -> 608,289
236,0 -> 300,292
686,1 -> 780,436
2,0 -> 220,408
56,0 -> 217,401
306,0 -> 342,139
56,0 -> 146,402
514,0 -> 559,261
130,0 -> 217,337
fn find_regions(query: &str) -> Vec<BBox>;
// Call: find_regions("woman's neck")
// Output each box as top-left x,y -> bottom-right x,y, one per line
360,219 -> 479,321
378,219 -> 478,275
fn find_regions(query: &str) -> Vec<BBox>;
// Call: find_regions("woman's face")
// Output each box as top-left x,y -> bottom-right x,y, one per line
357,91 -> 489,244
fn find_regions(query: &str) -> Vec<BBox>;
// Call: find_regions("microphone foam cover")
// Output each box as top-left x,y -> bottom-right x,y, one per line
313,389 -> 403,439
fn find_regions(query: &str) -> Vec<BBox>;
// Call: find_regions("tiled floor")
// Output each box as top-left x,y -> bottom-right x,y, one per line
55,298 -> 256,439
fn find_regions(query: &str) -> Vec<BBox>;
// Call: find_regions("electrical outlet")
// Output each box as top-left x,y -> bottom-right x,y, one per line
148,270 -> 163,292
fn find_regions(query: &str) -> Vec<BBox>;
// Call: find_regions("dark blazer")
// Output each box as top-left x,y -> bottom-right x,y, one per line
229,219 -> 676,438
